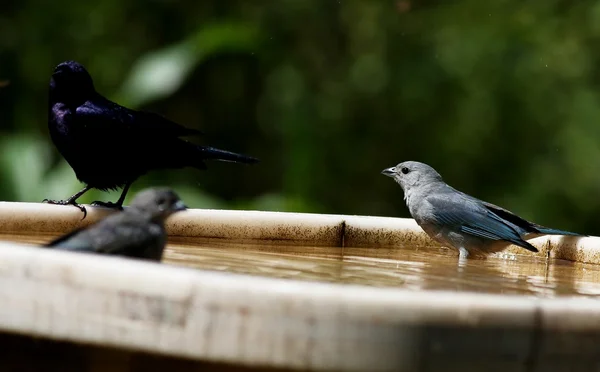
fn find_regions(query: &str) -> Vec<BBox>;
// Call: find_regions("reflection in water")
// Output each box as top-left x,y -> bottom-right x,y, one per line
165,239 -> 600,298
5,233 -> 600,298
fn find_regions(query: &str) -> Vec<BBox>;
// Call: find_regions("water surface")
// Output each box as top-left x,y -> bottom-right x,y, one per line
6,233 -> 600,298
166,239 -> 600,298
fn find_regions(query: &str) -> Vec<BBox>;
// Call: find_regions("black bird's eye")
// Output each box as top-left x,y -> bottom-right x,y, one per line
401,167 -> 410,174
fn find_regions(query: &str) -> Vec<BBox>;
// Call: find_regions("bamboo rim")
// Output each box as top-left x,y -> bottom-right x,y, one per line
0,202 -> 598,370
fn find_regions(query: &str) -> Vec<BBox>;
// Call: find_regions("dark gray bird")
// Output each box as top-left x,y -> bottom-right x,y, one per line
44,60 -> 258,217
44,188 -> 186,261
382,161 -> 585,259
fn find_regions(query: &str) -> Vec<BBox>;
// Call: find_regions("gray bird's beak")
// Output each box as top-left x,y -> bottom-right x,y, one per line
381,167 -> 396,177
173,200 -> 187,211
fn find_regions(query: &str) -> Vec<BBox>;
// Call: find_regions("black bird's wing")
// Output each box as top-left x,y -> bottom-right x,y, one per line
129,110 -> 203,138
75,97 -> 202,139
426,191 -> 538,252
71,96 -> 257,175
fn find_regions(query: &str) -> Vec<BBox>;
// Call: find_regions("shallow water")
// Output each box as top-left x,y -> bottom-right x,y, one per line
165,240 -> 600,298
6,233 -> 600,298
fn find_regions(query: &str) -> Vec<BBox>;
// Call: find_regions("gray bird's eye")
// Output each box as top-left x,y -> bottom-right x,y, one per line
401,167 -> 410,174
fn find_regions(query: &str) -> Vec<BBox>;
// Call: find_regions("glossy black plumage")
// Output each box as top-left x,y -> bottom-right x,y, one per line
44,60 -> 258,217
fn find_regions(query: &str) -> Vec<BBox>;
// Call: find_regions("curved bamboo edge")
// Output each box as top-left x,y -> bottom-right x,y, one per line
0,201 -> 597,264
0,241 -> 598,371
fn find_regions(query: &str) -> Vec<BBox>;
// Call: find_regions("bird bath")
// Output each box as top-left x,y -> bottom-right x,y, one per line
0,202 -> 599,371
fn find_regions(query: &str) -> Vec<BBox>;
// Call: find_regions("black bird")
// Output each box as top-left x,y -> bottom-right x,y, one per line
44,60 -> 258,217
45,188 -> 186,261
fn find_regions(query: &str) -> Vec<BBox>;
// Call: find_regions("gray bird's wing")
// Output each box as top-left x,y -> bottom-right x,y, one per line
426,191 -> 537,252
480,201 -> 584,237
479,201 -> 535,234
46,213 -> 164,259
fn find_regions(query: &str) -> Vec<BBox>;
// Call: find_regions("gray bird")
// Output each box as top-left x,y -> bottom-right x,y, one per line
382,161 -> 584,259
44,188 -> 186,261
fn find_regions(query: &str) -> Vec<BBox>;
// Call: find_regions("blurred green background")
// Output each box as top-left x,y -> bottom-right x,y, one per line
1,1 -> 599,234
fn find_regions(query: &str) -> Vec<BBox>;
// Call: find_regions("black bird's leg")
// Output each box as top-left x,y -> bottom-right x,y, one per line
43,185 -> 92,218
91,182 -> 132,210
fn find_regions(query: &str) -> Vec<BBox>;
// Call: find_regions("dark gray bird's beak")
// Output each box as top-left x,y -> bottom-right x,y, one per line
173,200 -> 187,212
381,167 -> 396,177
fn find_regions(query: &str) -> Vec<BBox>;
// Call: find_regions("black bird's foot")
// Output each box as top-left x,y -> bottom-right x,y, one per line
91,201 -> 124,210
42,198 -> 88,219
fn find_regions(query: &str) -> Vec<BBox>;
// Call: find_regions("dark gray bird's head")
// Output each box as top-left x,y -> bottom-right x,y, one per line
129,188 -> 187,221
381,161 -> 444,192
49,61 -> 95,105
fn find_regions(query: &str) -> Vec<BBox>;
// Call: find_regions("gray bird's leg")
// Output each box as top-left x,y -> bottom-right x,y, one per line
457,255 -> 468,270
91,182 -> 132,210
43,185 -> 93,219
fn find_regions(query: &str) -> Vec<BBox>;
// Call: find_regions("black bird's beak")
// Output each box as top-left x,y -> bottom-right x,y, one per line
381,167 -> 396,177
173,200 -> 187,212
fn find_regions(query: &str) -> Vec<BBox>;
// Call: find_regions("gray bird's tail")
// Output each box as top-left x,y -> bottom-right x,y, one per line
534,226 -> 586,237
199,146 -> 259,164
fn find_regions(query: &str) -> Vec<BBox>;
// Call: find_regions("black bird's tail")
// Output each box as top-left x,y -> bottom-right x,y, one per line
198,146 -> 259,164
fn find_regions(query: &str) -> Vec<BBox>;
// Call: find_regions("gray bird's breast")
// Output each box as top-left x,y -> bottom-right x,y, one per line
142,224 -> 167,261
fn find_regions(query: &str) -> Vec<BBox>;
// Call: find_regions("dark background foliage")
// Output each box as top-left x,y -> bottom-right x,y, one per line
1,0 -> 599,234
